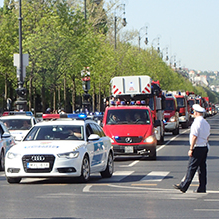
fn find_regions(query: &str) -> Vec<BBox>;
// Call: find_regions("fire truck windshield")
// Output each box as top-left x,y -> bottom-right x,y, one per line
196,99 -> 200,104
176,98 -> 185,108
188,99 -> 195,107
165,100 -> 175,111
149,97 -> 154,110
106,109 -> 150,125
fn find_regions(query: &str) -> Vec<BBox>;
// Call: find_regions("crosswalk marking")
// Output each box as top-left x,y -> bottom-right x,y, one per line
140,171 -> 170,182
101,171 -> 134,182
0,171 -> 199,183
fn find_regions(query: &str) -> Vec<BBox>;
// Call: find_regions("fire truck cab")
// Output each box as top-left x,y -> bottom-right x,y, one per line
163,93 -> 180,135
174,91 -> 190,128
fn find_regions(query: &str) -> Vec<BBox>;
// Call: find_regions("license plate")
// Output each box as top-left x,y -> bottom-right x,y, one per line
125,146 -> 134,153
27,162 -> 49,169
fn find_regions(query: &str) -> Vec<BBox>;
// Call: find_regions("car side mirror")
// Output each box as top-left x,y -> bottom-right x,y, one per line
88,134 -> 100,141
154,120 -> 161,127
2,132 -> 11,138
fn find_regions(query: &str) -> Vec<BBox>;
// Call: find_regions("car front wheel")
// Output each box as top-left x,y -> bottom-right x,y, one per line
0,150 -> 5,171
101,152 -> 114,178
7,177 -> 22,184
79,155 -> 90,183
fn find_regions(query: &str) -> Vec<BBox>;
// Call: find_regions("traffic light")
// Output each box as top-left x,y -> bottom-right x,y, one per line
16,87 -> 27,98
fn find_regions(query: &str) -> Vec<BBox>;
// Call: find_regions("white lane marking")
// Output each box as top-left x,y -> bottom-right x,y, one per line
83,185 -> 92,192
181,171 -> 199,182
157,129 -> 189,152
101,171 -> 134,182
194,209 -> 219,211
204,199 -> 219,201
120,129 -> 190,167
140,171 -> 170,182
128,160 -> 139,167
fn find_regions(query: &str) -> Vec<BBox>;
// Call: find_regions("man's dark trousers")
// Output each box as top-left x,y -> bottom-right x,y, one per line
179,147 -> 208,192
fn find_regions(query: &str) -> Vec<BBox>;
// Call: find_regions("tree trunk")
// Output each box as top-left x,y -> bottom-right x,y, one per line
64,73 -> 66,110
29,77 -> 33,111
53,86 -> 56,113
4,72 -> 7,102
92,85 -> 95,112
41,85 -> 46,113
98,88 -> 101,111
72,77 -> 76,113
58,86 -> 60,110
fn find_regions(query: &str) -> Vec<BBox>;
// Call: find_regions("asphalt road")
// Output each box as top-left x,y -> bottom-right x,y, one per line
0,115 -> 219,219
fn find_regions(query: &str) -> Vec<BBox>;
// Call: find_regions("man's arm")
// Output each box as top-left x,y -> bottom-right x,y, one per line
188,135 -> 197,157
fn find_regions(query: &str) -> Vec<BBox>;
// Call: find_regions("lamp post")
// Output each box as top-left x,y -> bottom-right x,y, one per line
15,0 -> 27,111
161,46 -> 168,62
114,4 -> 127,49
152,35 -> 161,53
173,54 -> 177,69
138,26 -> 148,51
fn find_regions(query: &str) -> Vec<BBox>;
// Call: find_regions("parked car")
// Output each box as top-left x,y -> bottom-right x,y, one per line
0,121 -> 15,170
5,119 -> 113,183
0,112 -> 37,142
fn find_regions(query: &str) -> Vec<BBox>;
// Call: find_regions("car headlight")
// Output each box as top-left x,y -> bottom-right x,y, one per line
57,151 -> 79,159
7,152 -> 21,159
144,135 -> 156,143
180,117 -> 186,121
169,116 -> 176,122
110,137 -> 115,143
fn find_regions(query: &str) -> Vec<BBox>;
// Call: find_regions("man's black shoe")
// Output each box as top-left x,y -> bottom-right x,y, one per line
193,190 -> 206,193
173,184 -> 186,193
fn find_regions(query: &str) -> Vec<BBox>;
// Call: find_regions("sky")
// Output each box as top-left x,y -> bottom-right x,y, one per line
1,0 -> 219,72
119,0 -> 219,72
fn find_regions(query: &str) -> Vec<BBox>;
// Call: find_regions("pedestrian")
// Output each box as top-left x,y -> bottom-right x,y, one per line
173,104 -> 210,193
45,108 -> 51,114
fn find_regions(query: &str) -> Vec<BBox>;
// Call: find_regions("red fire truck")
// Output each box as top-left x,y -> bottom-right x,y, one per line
174,91 -> 190,128
102,75 -> 165,160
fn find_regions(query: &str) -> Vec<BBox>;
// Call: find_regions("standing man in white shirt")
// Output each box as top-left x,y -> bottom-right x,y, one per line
173,104 -> 210,193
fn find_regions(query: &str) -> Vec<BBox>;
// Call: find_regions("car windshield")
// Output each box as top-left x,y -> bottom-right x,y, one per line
165,100 -> 175,110
23,125 -> 84,141
106,109 -> 150,125
188,100 -> 194,107
196,99 -> 200,104
0,118 -> 31,130
176,98 -> 185,108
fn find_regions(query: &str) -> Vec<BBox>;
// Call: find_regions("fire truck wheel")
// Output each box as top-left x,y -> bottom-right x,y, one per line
181,121 -> 189,129
172,126 -> 179,135
157,134 -> 164,145
148,149 -> 156,160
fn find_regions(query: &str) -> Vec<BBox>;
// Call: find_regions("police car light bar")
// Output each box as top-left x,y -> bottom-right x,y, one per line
42,114 -> 60,120
2,111 -> 33,116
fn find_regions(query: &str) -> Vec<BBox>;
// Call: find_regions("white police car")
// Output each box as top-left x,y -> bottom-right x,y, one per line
0,112 -> 37,142
5,119 -> 113,183
0,121 -> 15,171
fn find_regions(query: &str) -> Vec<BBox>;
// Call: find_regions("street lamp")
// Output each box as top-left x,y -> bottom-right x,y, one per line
138,26 -> 148,51
152,35 -> 161,53
161,46 -> 168,62
173,54 -> 177,69
114,4 -> 127,49
15,0 -> 27,111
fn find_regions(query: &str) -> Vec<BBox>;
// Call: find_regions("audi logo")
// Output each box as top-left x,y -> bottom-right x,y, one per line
125,137 -> 132,143
31,155 -> 45,161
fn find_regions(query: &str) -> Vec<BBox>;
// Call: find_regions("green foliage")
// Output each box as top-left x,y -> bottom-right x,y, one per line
0,0 -> 218,112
